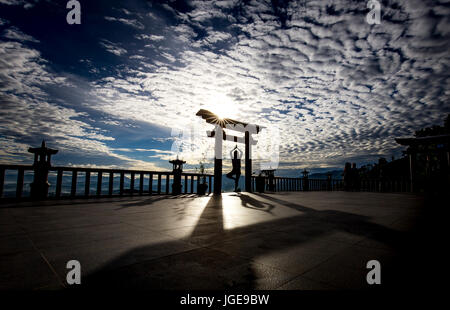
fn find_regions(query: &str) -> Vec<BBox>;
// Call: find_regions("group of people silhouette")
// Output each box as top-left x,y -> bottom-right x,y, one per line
343,162 -> 361,191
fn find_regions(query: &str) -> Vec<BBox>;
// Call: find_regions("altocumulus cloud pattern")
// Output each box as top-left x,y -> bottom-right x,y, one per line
0,0 -> 449,171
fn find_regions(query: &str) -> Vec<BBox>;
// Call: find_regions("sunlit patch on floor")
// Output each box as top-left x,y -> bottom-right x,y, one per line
221,193 -> 301,230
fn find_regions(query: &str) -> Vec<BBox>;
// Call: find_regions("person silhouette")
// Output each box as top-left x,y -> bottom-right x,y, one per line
226,145 -> 243,192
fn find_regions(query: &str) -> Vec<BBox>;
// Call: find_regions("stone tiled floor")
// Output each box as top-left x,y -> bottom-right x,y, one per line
0,192 -> 430,289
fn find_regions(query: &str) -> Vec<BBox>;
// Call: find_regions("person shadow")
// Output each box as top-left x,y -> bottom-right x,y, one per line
231,193 -> 275,214
80,193 -> 413,289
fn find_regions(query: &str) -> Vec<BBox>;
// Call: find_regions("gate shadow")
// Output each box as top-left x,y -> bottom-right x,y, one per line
80,193 -> 416,289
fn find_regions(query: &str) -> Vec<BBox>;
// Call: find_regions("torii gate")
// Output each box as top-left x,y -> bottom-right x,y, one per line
196,109 -> 264,195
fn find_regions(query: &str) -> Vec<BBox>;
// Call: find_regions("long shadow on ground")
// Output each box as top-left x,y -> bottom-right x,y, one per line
80,193 -> 426,289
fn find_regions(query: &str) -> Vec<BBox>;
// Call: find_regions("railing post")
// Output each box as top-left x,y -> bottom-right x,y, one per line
157,174 -> 161,194
166,174 -> 170,194
16,167 -> 24,198
245,131 -> 252,192
55,169 -> 62,198
85,171 -> 90,197
97,172 -> 102,196
190,175 -> 194,194
149,173 -> 153,194
0,167 -> 4,198
130,172 -> 135,195
209,175 -> 212,194
119,172 -> 124,195
109,172 -> 113,196
71,170 -> 77,197
139,173 -> 144,195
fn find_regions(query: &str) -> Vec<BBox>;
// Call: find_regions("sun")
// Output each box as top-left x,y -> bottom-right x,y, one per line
203,92 -> 238,120
213,104 -> 231,120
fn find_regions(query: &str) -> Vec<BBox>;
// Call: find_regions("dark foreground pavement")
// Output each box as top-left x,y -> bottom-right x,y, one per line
0,192 -> 442,290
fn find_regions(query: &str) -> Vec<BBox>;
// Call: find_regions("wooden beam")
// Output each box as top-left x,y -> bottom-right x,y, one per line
207,130 -> 258,145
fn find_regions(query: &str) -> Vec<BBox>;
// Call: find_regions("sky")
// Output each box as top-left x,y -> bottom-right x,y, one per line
0,0 -> 449,176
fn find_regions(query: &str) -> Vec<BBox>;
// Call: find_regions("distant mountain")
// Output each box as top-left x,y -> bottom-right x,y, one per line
308,170 -> 343,180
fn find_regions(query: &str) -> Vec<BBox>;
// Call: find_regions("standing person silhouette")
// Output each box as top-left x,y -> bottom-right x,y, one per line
226,145 -> 243,192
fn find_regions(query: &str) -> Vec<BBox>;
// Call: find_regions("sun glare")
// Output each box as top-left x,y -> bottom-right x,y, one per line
203,92 -> 238,120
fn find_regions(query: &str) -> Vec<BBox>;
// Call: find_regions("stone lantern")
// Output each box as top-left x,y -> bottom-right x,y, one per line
28,140 -> 58,199
302,169 -> 309,191
170,158 -> 186,195
327,172 -> 333,191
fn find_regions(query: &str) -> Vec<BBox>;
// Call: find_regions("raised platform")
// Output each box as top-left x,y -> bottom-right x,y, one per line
0,192 -> 435,289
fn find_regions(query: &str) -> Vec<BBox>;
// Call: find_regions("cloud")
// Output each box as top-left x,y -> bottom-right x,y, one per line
0,37 -> 162,170
135,34 -> 165,41
0,17 -> 9,26
1,0 -> 449,172
104,16 -> 145,30
2,26 -> 39,43
85,0 -> 449,169
99,39 -> 127,56
147,148 -> 176,161
0,0 -> 24,5
0,0 -> 34,9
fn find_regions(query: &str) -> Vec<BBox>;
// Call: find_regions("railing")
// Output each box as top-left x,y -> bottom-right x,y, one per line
251,176 -> 411,193
0,163 -> 413,201
251,176 -> 344,192
358,178 -> 411,193
0,164 -> 214,201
